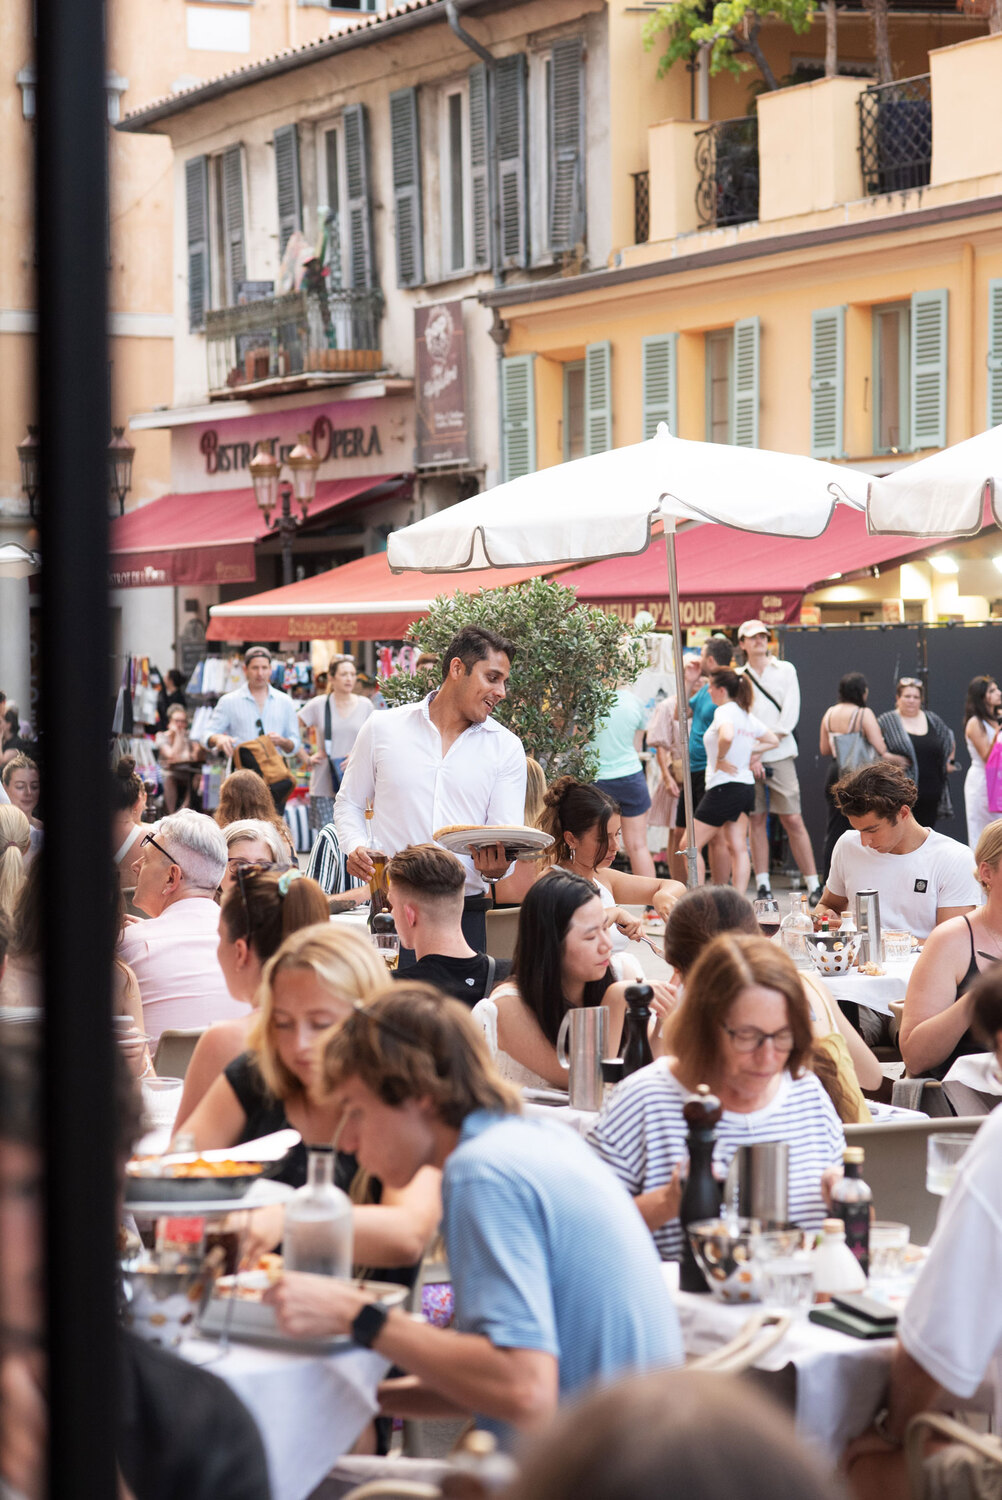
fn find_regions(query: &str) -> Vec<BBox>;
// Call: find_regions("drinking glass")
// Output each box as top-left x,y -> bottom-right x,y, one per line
868,1221 -> 910,1281
753,897 -> 781,941
141,1075 -> 184,1132
882,930 -> 913,963
373,931 -> 400,972
926,1132 -> 972,1196
759,1254 -> 815,1314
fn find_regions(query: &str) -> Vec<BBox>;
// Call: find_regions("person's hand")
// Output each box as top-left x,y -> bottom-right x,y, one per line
612,908 -> 644,942
236,1203 -> 286,1268
844,1426 -> 900,1468
812,903 -> 841,928
472,841 -> 510,881
263,1272 -> 368,1340
653,1164 -> 684,1228
309,751 -> 326,765
750,756 -> 766,781
346,846 -> 377,882
649,978 -> 681,1023
1,1355 -> 47,1500
651,882 -> 685,921
213,733 -> 236,759
665,774 -> 681,798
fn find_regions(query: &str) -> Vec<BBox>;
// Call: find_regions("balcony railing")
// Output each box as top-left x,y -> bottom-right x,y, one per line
205,285 -> 384,395
632,170 -> 650,244
858,75 -> 932,197
695,117 -> 760,228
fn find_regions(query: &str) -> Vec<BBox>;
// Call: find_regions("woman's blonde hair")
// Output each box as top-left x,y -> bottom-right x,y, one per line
249,923 -> 386,1100
974,819 -> 1002,892
524,757 -> 547,828
0,806 -> 30,919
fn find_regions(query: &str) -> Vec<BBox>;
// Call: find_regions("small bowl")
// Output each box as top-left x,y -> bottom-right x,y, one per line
121,1260 -> 215,1347
804,930 -> 861,976
687,1217 -> 763,1303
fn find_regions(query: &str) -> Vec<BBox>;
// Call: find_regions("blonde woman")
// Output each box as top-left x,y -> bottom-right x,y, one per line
179,922 -> 441,1279
0,805 -> 30,922
491,755 -> 548,907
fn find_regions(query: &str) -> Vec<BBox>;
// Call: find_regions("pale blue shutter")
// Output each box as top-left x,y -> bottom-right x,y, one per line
501,355 -> 536,480
496,54 -> 528,270
389,87 -> 423,288
273,124 -> 302,258
221,144 -> 246,303
585,340 -> 612,455
549,35 -> 585,253
987,280 -> 1002,431
185,155 -> 209,331
641,334 -> 677,440
343,103 -> 375,290
810,306 -> 845,459
910,289 -> 948,450
468,65 -> 491,271
733,316 -> 760,448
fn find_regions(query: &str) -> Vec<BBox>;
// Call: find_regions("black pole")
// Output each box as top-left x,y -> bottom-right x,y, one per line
37,0 -> 118,1489
280,482 -> 296,587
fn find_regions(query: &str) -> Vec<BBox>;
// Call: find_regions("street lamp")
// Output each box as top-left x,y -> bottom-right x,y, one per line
17,426 -> 41,517
107,426 -> 135,517
250,431 -> 321,586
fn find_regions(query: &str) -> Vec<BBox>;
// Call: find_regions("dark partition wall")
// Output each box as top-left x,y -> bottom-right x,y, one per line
777,621 -> 1002,859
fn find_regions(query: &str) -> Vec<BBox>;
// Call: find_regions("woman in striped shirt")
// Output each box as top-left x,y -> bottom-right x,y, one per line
587,933 -> 845,1262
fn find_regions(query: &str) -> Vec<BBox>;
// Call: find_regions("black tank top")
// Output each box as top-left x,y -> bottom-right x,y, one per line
928,916 -> 986,1081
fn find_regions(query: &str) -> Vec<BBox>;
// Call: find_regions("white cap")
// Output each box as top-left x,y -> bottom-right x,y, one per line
737,619 -> 771,641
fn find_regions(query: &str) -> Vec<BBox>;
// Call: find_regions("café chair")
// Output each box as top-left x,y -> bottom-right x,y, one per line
844,1116 -> 984,1246
905,1412 -> 1002,1500
485,908 -> 519,962
153,1026 -> 206,1080
688,1311 -> 791,1375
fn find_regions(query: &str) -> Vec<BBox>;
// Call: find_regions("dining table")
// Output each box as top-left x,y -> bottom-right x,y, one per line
821,956 -> 918,1020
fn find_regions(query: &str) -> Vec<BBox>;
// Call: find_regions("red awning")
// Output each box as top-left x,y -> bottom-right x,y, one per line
560,507 -> 950,628
206,550 -> 574,642
108,476 -> 399,588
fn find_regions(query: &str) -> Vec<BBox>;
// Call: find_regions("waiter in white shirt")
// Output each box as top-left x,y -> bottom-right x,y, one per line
335,625 -> 527,953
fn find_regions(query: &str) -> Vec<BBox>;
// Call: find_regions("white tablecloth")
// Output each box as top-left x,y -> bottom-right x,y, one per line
944,1051 -> 1002,1096
522,1098 -> 598,1137
823,958 -> 917,1018
178,1335 -> 388,1500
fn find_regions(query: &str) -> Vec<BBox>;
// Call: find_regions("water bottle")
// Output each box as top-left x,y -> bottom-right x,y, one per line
619,984 -> 654,1077
779,894 -> 813,970
283,1148 -> 353,1277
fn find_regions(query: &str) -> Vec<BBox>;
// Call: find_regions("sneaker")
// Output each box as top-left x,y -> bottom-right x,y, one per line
756,884 -> 772,901
808,885 -> 824,908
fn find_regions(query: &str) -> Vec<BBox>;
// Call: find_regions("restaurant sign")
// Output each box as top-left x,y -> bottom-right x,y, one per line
594,593 -> 802,629
415,302 -> 470,466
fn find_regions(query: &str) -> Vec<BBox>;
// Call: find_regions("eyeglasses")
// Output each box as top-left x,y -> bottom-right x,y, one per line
226,855 -> 279,875
721,1023 -> 794,1054
139,830 -> 188,881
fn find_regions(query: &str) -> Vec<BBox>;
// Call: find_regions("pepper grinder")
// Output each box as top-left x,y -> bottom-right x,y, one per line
619,984 -> 654,1077
679,1084 -> 724,1294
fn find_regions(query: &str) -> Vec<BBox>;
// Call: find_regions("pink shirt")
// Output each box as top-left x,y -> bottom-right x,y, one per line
117,897 -> 247,1044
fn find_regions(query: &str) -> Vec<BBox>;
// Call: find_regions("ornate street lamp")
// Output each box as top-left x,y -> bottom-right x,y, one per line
250,431 -> 320,586
17,425 -> 41,517
107,426 -> 135,517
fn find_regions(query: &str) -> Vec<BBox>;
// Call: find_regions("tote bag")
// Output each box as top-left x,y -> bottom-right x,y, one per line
829,709 -> 880,776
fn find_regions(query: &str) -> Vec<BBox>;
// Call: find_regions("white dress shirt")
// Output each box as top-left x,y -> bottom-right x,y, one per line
118,896 -> 248,1043
205,683 -> 301,752
334,693 -> 527,896
741,655 -> 801,763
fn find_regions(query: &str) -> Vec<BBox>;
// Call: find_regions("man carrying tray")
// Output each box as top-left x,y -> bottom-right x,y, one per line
334,625 -> 527,953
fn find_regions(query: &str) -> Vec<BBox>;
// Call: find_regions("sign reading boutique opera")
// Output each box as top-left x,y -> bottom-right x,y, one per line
415,302 -> 470,467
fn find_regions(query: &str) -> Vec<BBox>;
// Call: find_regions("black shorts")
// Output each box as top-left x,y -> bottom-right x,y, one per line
675,768 -> 706,827
694,781 -> 755,829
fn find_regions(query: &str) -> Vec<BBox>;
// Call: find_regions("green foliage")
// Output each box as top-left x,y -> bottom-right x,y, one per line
379,578 -> 646,782
642,0 -> 816,89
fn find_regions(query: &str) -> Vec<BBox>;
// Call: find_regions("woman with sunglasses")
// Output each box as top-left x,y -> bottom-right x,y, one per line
220,818 -> 288,897
877,678 -> 956,830
178,924 -> 441,1283
588,933 -> 845,1262
174,865 -> 329,1125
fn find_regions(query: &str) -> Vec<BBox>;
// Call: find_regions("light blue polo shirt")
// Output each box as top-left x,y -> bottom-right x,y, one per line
591,690 -> 647,779
442,1110 -> 682,1440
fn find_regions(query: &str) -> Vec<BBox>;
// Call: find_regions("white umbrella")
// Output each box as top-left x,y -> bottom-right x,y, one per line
0,543 -> 41,579
388,426 -> 875,884
866,426 -> 1002,538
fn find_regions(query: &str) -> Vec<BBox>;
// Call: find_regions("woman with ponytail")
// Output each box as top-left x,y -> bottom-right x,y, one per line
0,805 -> 30,922
111,755 -> 147,874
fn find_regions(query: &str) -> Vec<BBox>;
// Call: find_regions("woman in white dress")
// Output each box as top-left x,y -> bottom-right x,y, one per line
962,674 -> 1002,852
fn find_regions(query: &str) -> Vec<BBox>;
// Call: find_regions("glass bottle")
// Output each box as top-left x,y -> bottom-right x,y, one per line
830,1146 -> 872,1276
364,797 -> 388,925
779,894 -> 813,969
811,1218 -> 867,1302
283,1148 -> 353,1277
678,1084 -> 724,1294
619,985 -> 654,1077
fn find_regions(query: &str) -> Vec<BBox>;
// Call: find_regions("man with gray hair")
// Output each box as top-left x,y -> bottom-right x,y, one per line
118,810 -> 246,1044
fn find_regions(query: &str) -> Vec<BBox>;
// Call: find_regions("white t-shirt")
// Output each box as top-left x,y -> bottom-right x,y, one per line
704,701 -> 768,790
826,828 -> 981,940
899,1106 -> 1002,1421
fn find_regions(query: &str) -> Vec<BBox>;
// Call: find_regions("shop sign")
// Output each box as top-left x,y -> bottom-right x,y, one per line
415,302 -> 470,466
200,423 -> 381,476
591,592 -> 802,629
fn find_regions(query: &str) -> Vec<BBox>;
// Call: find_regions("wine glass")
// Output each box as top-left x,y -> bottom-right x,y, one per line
753,896 -> 781,940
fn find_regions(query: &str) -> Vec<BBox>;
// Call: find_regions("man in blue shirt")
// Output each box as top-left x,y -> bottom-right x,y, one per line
203,645 -> 300,761
265,985 -> 682,1442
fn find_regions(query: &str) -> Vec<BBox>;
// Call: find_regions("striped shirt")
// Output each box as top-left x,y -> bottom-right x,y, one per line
587,1059 -> 845,1261
305,824 -> 364,896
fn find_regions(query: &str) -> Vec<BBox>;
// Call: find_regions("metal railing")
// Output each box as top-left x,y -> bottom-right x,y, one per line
632,170 -> 650,244
858,74 -> 932,197
205,285 -> 383,394
695,116 -> 760,228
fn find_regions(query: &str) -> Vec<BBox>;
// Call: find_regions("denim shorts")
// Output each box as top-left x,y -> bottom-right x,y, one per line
595,769 -> 651,818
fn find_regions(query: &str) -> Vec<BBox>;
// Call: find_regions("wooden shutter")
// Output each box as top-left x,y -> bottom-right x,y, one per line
468,64 -> 491,271
641,334 -> 677,440
810,306 -> 845,459
910,290 -> 948,450
733,316 -> 760,448
988,280 -> 1002,430
343,103 -> 375,290
221,143 -> 246,304
585,339 -> 612,455
549,35 -> 585,254
185,155 -> 209,331
501,355 -> 536,480
273,125 -> 302,259
389,87 -> 423,288
496,53 -> 528,270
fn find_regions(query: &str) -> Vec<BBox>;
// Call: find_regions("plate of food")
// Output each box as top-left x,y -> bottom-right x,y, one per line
199,1266 -> 410,1349
125,1155 -> 272,1204
433,824 -> 553,861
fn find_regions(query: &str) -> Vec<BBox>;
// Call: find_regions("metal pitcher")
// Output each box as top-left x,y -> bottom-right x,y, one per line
855,888 -> 882,966
725,1141 -> 790,1228
556,1006 -> 609,1112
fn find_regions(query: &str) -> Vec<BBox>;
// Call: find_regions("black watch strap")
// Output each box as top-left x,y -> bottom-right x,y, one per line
351,1300 -> 390,1348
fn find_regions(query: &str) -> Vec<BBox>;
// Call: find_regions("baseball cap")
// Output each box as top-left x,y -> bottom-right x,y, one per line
737,620 -> 771,641
244,645 -> 272,665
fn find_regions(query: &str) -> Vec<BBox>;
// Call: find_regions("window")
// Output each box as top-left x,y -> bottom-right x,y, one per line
873,302 -> 909,454
185,147 -> 246,328
563,361 -> 585,461
319,123 -> 346,288
440,84 -> 471,274
528,38 -> 584,264
706,330 -> 733,445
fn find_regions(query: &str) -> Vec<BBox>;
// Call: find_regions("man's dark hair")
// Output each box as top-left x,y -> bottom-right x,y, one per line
833,762 -> 917,820
702,636 -> 733,668
440,625 -> 515,681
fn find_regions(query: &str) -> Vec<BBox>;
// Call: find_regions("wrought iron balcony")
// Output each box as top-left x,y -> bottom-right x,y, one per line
205,285 -> 384,396
695,117 -> 760,228
858,75 -> 932,197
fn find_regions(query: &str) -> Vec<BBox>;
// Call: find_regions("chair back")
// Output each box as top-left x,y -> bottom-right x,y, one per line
485,908 -> 519,962
153,1026 -> 207,1080
844,1115 -> 984,1245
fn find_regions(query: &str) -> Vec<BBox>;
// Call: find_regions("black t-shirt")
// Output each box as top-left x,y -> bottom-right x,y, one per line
393,951 -> 511,1007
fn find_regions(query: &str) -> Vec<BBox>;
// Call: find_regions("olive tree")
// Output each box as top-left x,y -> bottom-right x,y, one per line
643,0 -> 816,92
379,577 -> 646,782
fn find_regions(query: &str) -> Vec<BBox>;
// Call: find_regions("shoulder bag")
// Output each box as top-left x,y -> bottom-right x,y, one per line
829,708 -> 880,776
984,726 -> 1002,814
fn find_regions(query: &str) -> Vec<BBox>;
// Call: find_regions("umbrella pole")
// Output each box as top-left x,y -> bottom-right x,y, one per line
665,526 -> 699,889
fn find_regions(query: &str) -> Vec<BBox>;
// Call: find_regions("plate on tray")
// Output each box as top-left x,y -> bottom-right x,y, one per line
434,824 -> 553,861
199,1276 -> 409,1349
125,1178 -> 294,1218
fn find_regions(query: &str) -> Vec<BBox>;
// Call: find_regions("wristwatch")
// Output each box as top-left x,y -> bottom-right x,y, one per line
351,1300 -> 390,1349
